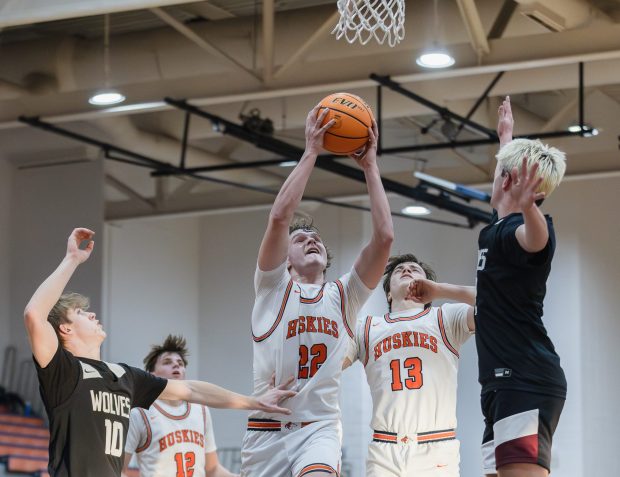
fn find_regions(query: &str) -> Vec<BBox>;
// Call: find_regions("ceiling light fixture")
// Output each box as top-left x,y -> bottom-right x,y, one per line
279,161 -> 298,167
416,0 -> 454,69
89,14 -> 125,107
568,124 -> 599,137
402,205 -> 432,216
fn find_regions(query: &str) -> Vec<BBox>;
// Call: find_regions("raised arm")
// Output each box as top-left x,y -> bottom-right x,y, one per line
352,120 -> 394,288
257,106 -> 334,271
497,95 -> 513,149
159,376 -> 296,415
407,278 -> 475,331
23,228 -> 95,367
511,158 -> 549,252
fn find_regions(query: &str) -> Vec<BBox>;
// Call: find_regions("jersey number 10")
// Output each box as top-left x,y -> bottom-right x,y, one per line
390,357 -> 423,391
298,344 -> 327,379
104,419 -> 123,457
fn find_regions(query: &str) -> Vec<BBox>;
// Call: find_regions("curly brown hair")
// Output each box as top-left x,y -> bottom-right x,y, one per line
383,254 -> 437,311
143,335 -> 189,372
289,216 -> 333,270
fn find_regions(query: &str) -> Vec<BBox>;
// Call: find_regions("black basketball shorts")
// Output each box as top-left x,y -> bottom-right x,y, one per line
480,389 -> 565,474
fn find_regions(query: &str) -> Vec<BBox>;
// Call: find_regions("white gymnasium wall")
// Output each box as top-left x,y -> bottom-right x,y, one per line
104,218 -> 201,376
9,159 -> 105,362
0,160 -> 13,361
102,174 -> 620,477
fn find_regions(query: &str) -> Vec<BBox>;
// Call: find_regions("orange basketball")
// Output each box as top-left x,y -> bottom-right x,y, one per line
318,92 -> 374,155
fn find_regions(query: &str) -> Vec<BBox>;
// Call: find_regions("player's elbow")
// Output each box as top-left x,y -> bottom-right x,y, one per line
375,226 -> 394,248
268,210 -> 290,228
23,307 -> 42,329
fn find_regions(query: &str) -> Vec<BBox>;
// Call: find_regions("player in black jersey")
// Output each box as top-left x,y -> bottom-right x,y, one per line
24,227 -> 296,477
409,97 -> 567,477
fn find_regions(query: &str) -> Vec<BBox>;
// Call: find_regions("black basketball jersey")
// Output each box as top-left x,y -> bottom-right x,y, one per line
475,212 -> 567,398
35,344 -> 167,477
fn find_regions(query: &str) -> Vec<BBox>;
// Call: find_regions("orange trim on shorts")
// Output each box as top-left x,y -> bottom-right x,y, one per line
253,279 -> 293,342
153,401 -> 191,420
372,431 -> 398,443
437,307 -> 459,358
335,279 -> 354,338
363,315 -> 372,366
135,408 -> 152,453
298,463 -> 339,476
417,428 -> 456,443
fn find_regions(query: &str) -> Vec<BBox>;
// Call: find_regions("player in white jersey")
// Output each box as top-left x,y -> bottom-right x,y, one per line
125,335 -> 237,477
240,105 -> 394,477
344,254 -> 475,477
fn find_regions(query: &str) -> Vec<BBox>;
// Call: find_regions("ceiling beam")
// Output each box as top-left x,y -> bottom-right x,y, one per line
456,0 -> 491,56
149,7 -> 261,81
273,9 -> 340,80
488,0 -> 518,39
105,174 -> 155,209
177,1 -> 235,20
262,0 -> 275,83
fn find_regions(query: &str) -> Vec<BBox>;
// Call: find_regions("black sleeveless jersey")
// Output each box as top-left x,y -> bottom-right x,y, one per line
35,345 -> 167,476
474,212 -> 567,398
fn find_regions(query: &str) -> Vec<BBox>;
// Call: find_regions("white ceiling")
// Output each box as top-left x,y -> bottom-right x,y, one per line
1,0 -> 619,222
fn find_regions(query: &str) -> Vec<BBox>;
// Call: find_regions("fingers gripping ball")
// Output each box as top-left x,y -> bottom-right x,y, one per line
318,93 -> 374,155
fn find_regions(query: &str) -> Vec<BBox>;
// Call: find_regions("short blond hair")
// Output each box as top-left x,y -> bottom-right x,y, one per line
496,139 -> 566,197
48,293 -> 90,344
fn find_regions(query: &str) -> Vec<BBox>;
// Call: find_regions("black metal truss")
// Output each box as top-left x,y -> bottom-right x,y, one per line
17,115 -> 474,228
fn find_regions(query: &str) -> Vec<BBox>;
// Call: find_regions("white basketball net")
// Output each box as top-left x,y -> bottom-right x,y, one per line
332,0 -> 406,47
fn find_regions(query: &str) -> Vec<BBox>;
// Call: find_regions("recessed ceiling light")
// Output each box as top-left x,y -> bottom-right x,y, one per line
402,205 -> 432,216
279,161 -> 298,167
89,90 -> 126,106
416,50 -> 455,69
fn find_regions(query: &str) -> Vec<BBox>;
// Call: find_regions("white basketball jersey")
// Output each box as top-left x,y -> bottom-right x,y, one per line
251,262 -> 371,422
125,400 -> 217,477
349,304 -> 471,436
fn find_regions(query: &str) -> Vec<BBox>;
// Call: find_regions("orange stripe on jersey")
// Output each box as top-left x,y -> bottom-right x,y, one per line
253,279 -> 294,342
335,279 -> 353,338
372,431 -> 398,443
437,307 -> 459,358
300,284 -> 325,303
153,401 -> 191,420
298,463 -> 339,476
135,408 -> 152,453
384,307 -> 430,323
363,316 -> 373,366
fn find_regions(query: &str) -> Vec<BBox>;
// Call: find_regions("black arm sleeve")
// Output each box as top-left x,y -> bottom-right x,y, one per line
122,364 -> 167,409
34,344 -> 81,410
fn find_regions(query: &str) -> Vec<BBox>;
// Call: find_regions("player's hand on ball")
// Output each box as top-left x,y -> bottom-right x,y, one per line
305,104 -> 335,155
349,119 -> 379,169
406,278 -> 437,304
256,375 -> 297,415
66,228 -> 95,264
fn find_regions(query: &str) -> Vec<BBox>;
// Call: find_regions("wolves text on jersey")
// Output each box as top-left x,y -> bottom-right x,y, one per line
373,331 -> 438,361
90,390 -> 130,418
286,315 -> 339,339
159,429 -> 205,452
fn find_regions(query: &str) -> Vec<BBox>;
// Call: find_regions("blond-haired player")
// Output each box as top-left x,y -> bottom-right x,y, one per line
425,97 -> 567,477
124,335 -> 237,477
240,104 -> 394,477
344,254 -> 474,476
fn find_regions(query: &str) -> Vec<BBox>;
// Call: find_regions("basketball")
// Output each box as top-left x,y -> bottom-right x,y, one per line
318,92 -> 374,155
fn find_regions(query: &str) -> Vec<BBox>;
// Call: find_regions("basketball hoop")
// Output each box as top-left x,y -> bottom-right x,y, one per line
332,0 -> 406,47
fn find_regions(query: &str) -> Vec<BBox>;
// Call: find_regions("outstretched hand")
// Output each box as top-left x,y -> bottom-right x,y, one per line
66,228 -> 95,264
349,119 -> 379,170
305,105 -> 335,155
497,96 -> 514,147
405,278 -> 438,304
508,157 -> 545,211
256,375 -> 297,415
